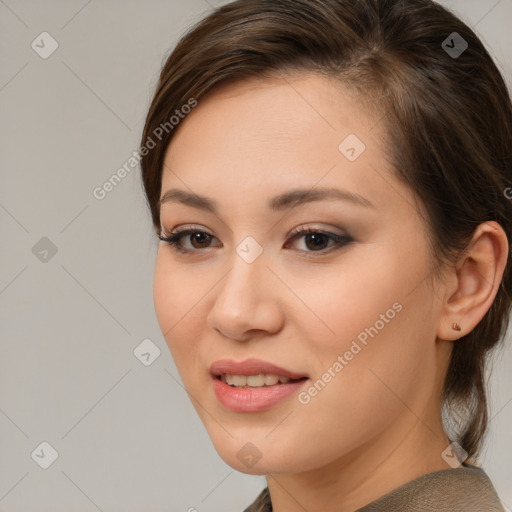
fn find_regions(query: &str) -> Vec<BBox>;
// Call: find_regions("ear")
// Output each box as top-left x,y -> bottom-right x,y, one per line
437,221 -> 509,341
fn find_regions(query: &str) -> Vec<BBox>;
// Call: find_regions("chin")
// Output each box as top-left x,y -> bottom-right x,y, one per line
210,436 -> 311,475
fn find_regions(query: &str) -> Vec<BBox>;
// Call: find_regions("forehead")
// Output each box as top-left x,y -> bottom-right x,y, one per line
165,73 -> 379,157
160,73 -> 411,215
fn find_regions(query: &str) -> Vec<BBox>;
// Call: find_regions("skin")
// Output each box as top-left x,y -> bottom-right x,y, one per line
152,73 -> 508,512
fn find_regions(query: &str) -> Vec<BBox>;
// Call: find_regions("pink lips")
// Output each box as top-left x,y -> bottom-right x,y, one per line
210,358 -> 308,381
210,358 -> 309,413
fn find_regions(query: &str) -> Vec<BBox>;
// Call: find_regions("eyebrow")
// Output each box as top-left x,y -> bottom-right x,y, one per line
158,187 -> 375,213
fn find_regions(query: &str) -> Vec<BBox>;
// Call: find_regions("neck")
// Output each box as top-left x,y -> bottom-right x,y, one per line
266,402 -> 452,512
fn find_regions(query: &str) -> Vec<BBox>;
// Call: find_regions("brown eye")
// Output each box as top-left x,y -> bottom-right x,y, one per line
303,233 -> 331,251
287,228 -> 353,253
158,229 -> 221,252
189,232 -> 213,248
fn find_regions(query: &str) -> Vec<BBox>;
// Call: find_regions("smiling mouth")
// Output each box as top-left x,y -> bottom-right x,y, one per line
217,373 -> 308,388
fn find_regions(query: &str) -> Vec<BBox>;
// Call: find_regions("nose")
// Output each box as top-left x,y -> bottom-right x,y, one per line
206,252 -> 285,342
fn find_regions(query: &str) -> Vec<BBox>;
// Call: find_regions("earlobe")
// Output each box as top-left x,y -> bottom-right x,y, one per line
437,221 -> 509,341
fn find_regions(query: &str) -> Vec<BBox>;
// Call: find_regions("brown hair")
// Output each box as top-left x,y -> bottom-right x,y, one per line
140,0 -> 512,462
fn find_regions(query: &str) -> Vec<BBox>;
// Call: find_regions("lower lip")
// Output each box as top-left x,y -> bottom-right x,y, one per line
212,376 -> 308,412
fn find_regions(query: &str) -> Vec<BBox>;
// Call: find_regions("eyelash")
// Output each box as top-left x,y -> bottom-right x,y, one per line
158,226 -> 353,255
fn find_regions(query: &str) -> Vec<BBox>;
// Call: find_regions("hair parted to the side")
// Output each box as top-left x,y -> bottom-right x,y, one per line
140,0 -> 512,461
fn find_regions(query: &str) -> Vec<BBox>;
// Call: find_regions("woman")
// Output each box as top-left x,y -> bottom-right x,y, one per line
139,0 -> 511,510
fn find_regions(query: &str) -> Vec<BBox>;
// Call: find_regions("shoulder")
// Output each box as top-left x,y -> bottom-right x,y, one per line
242,464 -> 505,512
357,463 -> 505,511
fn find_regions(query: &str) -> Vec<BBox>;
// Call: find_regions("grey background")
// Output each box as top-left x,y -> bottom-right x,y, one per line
0,1 -> 511,511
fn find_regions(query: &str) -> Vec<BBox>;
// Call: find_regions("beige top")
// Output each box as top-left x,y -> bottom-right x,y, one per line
243,463 -> 505,511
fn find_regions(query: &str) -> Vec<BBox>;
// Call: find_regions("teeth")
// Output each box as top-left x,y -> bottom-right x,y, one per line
247,374 -> 266,386
264,374 -> 279,386
221,373 -> 296,387
232,374 -> 247,387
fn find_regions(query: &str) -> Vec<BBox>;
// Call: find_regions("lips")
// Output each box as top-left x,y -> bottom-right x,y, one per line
210,358 -> 309,412
210,358 -> 309,381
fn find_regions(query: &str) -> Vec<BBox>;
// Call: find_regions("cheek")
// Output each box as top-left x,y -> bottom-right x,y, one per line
153,255 -> 182,335
286,247 -> 414,359
153,252 -> 208,330
153,254 -> 207,367
288,244 -> 434,415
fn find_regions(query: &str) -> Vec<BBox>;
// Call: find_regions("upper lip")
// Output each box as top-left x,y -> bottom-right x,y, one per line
210,358 -> 308,380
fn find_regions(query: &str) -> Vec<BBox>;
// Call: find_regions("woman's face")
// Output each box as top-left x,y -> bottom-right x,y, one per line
153,73 -> 451,475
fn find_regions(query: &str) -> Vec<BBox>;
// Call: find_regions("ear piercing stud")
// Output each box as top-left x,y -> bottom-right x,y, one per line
452,323 -> 462,332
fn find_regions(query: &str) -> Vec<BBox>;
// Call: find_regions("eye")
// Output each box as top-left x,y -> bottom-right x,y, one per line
285,227 -> 353,253
158,228 -> 221,252
158,226 -> 353,255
